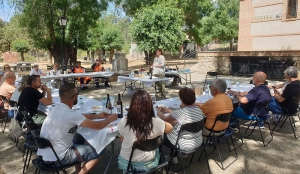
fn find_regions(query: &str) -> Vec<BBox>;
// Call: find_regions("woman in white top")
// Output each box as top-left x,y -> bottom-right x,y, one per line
151,48 -> 166,96
50,63 -> 62,75
117,90 -> 172,173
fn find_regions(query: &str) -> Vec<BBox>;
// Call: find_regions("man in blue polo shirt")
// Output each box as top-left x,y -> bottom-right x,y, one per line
228,72 -> 271,128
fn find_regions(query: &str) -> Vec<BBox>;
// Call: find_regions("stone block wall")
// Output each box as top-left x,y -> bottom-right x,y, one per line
2,51 -> 19,63
197,55 -> 230,75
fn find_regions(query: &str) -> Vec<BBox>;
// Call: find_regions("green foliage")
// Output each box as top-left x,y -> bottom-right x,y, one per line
12,39 -> 30,53
199,0 -> 239,45
0,15 -> 30,52
100,25 -> 124,50
117,0 -> 213,44
130,1 -> 185,53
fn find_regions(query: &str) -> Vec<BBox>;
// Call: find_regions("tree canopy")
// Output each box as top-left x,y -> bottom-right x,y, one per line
130,1 -> 185,55
12,39 -> 30,61
199,0 -> 239,45
12,0 -> 110,65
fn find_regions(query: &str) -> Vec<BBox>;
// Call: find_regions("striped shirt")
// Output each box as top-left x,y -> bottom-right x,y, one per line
167,106 -> 205,151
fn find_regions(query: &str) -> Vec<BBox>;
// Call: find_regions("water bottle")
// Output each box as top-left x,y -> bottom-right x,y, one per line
236,81 -> 240,91
79,97 -> 84,112
205,85 -> 209,95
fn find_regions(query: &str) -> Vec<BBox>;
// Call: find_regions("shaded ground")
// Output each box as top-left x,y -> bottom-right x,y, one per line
1,59 -> 300,174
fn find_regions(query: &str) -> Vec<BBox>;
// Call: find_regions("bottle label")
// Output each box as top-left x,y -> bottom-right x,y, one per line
117,105 -> 121,114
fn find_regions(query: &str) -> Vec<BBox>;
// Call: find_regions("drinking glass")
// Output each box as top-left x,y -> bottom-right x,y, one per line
151,95 -> 156,105
226,80 -> 231,91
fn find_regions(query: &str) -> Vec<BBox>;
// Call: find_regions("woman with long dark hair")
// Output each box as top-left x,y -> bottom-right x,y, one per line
117,90 -> 172,173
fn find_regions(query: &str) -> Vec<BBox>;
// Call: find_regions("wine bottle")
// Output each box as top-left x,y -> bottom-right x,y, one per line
106,94 -> 112,110
117,93 -> 123,118
150,68 -> 153,79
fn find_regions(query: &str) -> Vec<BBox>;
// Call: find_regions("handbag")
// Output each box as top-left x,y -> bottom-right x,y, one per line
9,118 -> 23,139
32,114 -> 47,125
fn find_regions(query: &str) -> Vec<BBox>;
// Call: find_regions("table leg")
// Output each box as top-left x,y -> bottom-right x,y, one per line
103,137 -> 118,174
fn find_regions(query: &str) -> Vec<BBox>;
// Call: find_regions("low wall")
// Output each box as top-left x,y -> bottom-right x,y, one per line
197,51 -> 300,75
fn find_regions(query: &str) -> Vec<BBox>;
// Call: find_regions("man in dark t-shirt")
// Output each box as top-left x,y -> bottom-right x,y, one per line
269,66 -> 300,123
17,75 -> 53,121
228,71 -> 271,128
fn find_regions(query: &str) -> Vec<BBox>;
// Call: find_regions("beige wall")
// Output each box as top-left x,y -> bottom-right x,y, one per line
239,0 -> 300,51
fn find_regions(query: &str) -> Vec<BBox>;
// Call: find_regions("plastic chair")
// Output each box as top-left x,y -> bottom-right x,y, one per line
125,135 -> 168,174
203,113 -> 238,170
243,101 -> 273,147
203,72 -> 218,91
167,119 -> 210,174
31,130 -> 79,174
271,95 -> 300,139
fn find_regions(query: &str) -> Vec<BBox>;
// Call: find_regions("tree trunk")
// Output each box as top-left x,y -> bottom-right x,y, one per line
96,50 -> 102,63
144,50 -> 155,65
109,48 -> 114,64
20,52 -> 25,61
49,45 -> 77,67
35,48 -> 40,63
87,51 -> 90,60
91,50 -> 95,62
48,51 -> 52,64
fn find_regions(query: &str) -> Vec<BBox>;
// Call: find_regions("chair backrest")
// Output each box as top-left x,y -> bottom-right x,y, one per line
254,101 -> 269,116
25,121 -> 40,132
133,135 -> 163,152
282,95 -> 300,115
31,130 -> 63,166
209,113 -> 232,133
207,71 -> 218,76
9,100 -> 17,107
18,106 -> 29,116
174,119 -> 205,148
127,135 -> 164,172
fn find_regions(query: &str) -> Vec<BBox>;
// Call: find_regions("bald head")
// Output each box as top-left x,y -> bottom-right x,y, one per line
253,71 -> 267,86
4,72 -> 16,85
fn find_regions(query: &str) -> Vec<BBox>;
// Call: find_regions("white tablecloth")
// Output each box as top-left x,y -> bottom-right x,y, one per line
118,76 -> 170,88
46,90 -> 120,154
230,84 -> 254,92
153,95 -> 213,115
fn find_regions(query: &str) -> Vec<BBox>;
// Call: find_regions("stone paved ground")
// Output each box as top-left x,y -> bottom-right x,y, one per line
1,59 -> 300,174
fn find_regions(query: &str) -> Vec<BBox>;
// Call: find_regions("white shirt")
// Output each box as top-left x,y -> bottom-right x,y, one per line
11,86 -> 21,102
117,117 -> 165,162
37,103 -> 86,161
152,55 -> 165,74
30,68 -> 44,75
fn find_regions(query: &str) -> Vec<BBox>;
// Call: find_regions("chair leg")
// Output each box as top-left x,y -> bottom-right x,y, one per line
27,150 -> 33,169
214,139 -> 225,170
244,120 -> 256,138
178,150 -> 185,174
289,116 -> 300,139
23,147 -> 29,173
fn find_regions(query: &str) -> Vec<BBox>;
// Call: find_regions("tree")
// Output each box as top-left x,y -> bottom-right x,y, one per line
100,25 -> 124,63
130,1 -> 185,60
116,0 -> 213,44
0,15 -> 29,52
199,0 -> 239,46
12,0 -> 110,65
12,39 -> 30,61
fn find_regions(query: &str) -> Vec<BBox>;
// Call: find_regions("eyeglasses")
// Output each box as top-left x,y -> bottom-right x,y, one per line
71,91 -> 79,98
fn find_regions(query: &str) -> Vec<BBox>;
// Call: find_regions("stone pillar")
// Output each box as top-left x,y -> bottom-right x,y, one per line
112,53 -> 128,71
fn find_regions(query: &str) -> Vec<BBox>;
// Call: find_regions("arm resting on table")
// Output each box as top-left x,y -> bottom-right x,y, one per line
80,118 -> 111,130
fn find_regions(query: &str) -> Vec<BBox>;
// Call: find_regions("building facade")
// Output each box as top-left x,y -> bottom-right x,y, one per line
238,0 -> 300,51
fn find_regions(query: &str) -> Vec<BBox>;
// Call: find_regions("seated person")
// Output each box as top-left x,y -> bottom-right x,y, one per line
91,59 -> 110,88
228,72 -> 271,128
30,63 -> 45,76
11,75 -> 30,102
157,87 -> 205,164
51,63 -> 63,88
0,72 -> 16,118
37,83 -> 117,174
71,61 -> 91,90
117,90 -> 172,173
268,66 -> 300,123
17,75 -> 52,121
0,64 -> 12,86
194,79 -> 233,136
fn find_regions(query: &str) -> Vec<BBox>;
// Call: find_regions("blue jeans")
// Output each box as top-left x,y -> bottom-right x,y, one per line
60,134 -> 105,165
234,107 -> 269,121
8,110 -> 14,118
268,96 -> 283,114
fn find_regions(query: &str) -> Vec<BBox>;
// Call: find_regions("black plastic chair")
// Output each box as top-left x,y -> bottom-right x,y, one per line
126,135 -> 168,174
167,119 -> 210,174
31,130 -> 79,174
203,113 -> 238,170
22,121 -> 40,174
272,95 -> 300,139
243,101 -> 273,147
203,72 -> 218,91
0,95 -> 9,133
